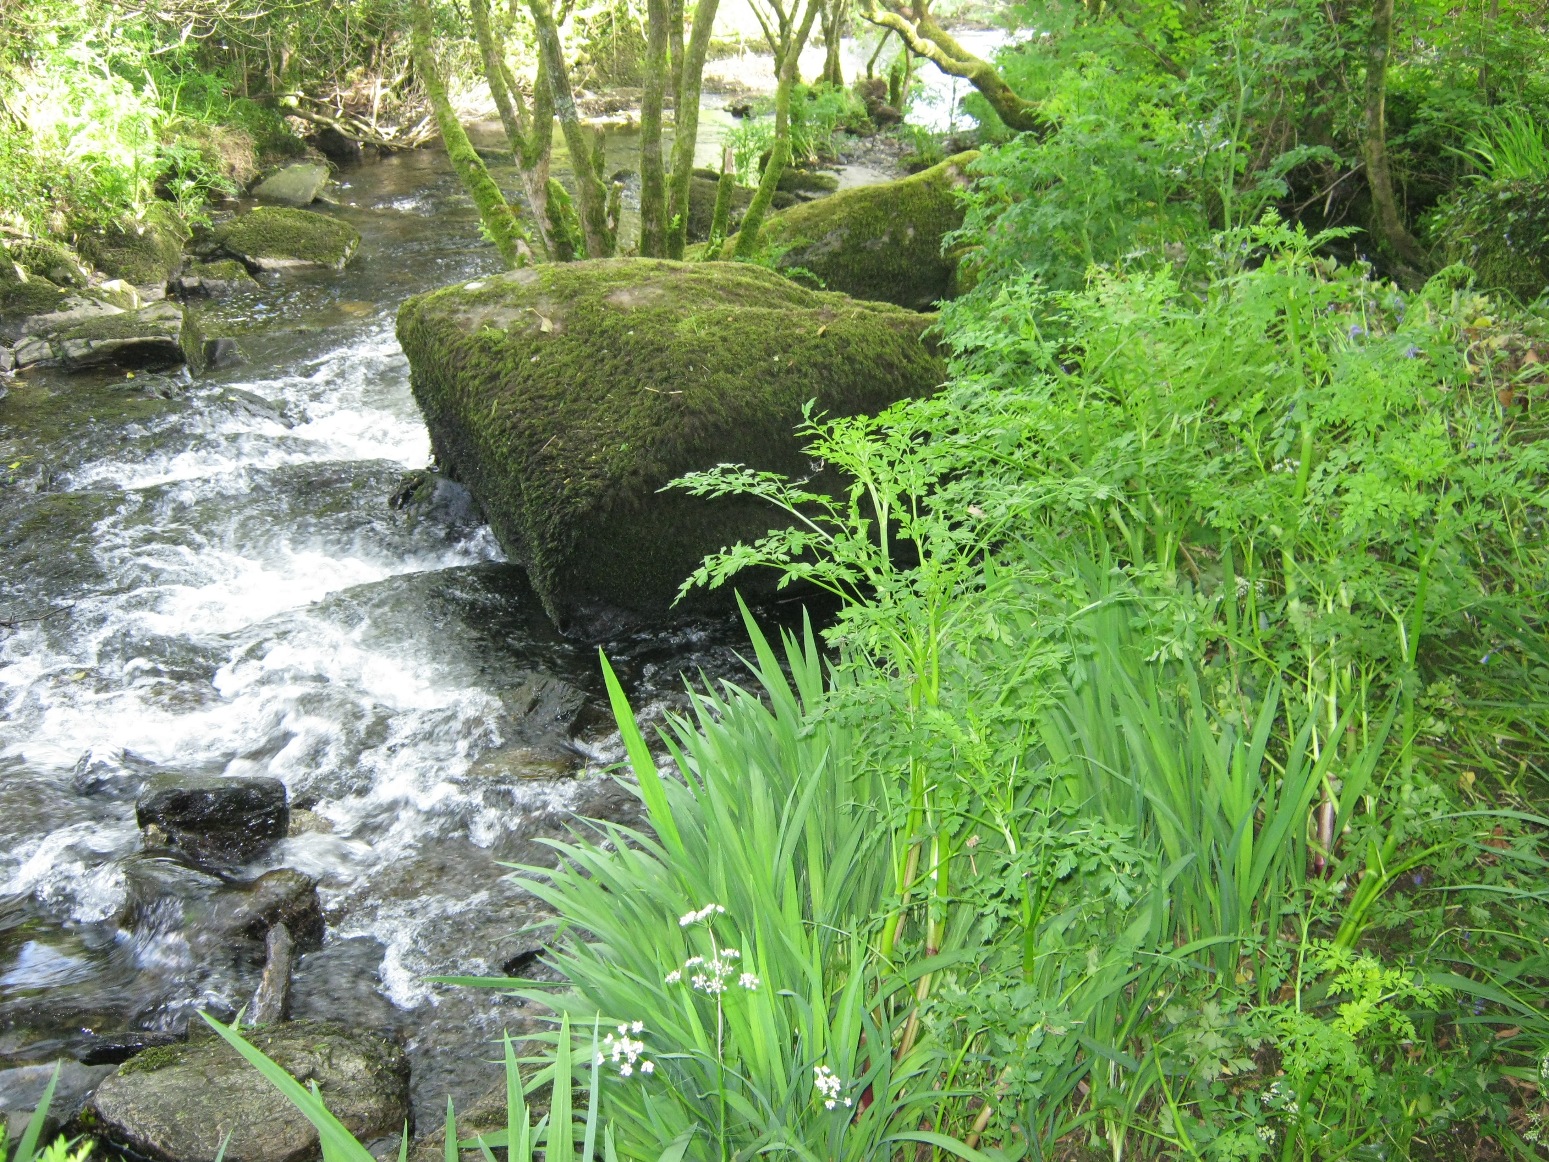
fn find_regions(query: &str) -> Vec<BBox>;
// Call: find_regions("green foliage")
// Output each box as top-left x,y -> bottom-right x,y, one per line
724,84 -> 870,186
1459,106 -> 1549,182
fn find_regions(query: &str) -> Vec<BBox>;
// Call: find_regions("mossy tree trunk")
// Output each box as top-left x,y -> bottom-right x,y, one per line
470,0 -> 556,260
859,0 -> 1042,133
639,0 -> 672,255
666,0 -> 724,258
528,0 -> 617,257
705,146 -> 738,258
735,0 -> 821,256
668,0 -> 686,108
410,0 -> 532,268
821,0 -> 848,86
1361,0 -> 1429,282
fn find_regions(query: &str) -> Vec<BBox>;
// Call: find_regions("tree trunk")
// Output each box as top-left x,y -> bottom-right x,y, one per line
667,0 -> 724,257
735,0 -> 821,256
705,145 -> 737,258
1362,0 -> 1429,280
859,0 -> 1043,133
668,0 -> 686,109
528,0 -> 616,257
410,0 -> 531,268
640,0 -> 672,255
470,0 -> 556,260
822,0 -> 847,86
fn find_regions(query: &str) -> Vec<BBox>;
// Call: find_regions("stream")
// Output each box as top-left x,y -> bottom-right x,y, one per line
0,47 -> 993,1127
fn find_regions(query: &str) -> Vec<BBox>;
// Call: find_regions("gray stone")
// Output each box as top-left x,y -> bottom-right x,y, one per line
203,337 -> 246,368
86,1021 -> 410,1162
0,346 -> 12,373
212,208 -> 361,273
136,774 -> 289,866
175,260 -> 258,299
252,162 -> 331,208
0,1059 -> 115,1131
18,302 -> 201,373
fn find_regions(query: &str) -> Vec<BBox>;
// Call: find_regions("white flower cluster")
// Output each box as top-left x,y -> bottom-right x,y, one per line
680,903 -> 726,927
664,948 -> 759,993
814,1065 -> 852,1110
598,1022 -> 655,1078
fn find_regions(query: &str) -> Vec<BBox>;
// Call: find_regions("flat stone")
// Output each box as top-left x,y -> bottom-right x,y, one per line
86,1021 -> 409,1162
27,302 -> 202,373
251,162 -> 331,208
175,261 -> 258,299
0,1059 -> 115,1129
136,774 -> 289,866
0,346 -> 13,373
207,868 -> 325,950
213,208 -> 361,273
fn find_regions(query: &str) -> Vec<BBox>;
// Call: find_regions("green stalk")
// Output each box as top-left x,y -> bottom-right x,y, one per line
735,0 -> 820,257
667,0 -> 723,258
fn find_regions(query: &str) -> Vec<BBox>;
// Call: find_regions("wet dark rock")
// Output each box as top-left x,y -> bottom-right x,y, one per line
465,674 -> 588,779
77,1031 -> 185,1067
218,387 -> 287,425
136,775 -> 289,866
252,162 -> 331,208
311,127 -> 363,167
13,302 -> 203,374
389,467 -> 482,532
207,869 -> 325,951
85,1021 -> 410,1162
203,337 -> 247,369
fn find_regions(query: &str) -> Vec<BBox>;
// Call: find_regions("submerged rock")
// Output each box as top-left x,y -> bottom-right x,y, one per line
213,207 -> 361,272
251,162 -> 331,208
12,301 -> 203,373
79,204 -> 190,287
396,258 -> 944,626
86,1021 -> 409,1162
207,868 -> 326,951
722,151 -> 978,311
136,774 -> 289,866
173,259 -> 259,298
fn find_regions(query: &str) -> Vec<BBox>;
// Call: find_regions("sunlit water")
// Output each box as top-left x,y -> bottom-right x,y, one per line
0,148 -> 783,1118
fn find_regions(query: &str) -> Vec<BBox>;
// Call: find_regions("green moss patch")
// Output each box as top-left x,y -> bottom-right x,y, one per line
397,258 -> 945,625
0,277 -> 68,321
79,202 -> 191,286
1432,178 -> 1549,302
724,151 -> 978,311
213,206 -> 361,271
10,239 -> 90,287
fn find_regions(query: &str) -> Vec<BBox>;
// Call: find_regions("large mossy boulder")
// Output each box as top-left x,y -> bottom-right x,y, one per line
397,259 -> 945,627
12,301 -> 202,373
251,161 -> 330,207
80,203 -> 191,287
722,151 -> 978,311
213,207 -> 361,272
85,1021 -> 409,1162
1432,178 -> 1549,301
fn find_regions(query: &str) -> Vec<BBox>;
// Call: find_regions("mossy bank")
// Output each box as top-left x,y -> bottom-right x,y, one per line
396,259 -> 945,628
721,152 -> 978,311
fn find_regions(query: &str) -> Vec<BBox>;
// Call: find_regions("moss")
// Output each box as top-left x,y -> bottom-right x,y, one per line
212,206 -> 362,271
723,151 -> 978,311
397,258 -> 945,625
10,239 -> 90,287
687,174 -> 752,242
1432,178 -> 1549,302
115,1043 -> 187,1077
79,202 -> 191,285
51,301 -> 202,370
0,277 -> 68,320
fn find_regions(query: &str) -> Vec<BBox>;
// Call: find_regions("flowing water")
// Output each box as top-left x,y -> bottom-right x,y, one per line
0,148 -> 783,1121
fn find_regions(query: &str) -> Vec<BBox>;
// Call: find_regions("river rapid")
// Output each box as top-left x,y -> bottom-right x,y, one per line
0,147 -> 777,1122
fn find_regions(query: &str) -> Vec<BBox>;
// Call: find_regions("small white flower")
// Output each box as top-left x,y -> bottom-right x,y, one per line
617,1024 -> 629,1035
722,948 -> 740,960
641,1060 -> 655,1074
844,1098 -> 852,1108
594,1052 -> 604,1065
739,973 -> 760,991
631,1020 -> 644,1033
664,970 -> 681,984
679,911 -> 698,927
620,1063 -> 633,1077
825,1099 -> 836,1110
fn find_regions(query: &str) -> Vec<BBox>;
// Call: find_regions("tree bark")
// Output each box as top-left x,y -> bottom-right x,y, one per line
470,0 -> 555,260
859,0 -> 1043,133
668,0 -> 686,108
667,0 -> 724,257
410,0 -> 532,268
705,145 -> 737,258
640,0 -> 672,254
822,0 -> 847,86
735,0 -> 821,256
528,0 -> 616,257
1362,0 -> 1429,280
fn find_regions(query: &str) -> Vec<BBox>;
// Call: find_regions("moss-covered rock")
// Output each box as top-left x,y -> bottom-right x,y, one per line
173,259 -> 259,298
213,206 -> 361,272
79,203 -> 191,286
87,1020 -> 408,1162
16,301 -> 202,372
9,239 -> 91,287
251,161 -> 330,207
397,258 -> 944,626
1432,178 -> 1549,302
723,151 -> 978,311
0,278 -> 71,342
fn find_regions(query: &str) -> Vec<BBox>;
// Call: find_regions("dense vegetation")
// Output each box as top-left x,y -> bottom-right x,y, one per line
3,0 -> 1547,1155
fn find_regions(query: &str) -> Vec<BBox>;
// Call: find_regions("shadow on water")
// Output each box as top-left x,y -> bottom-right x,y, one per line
0,145 -> 822,1120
